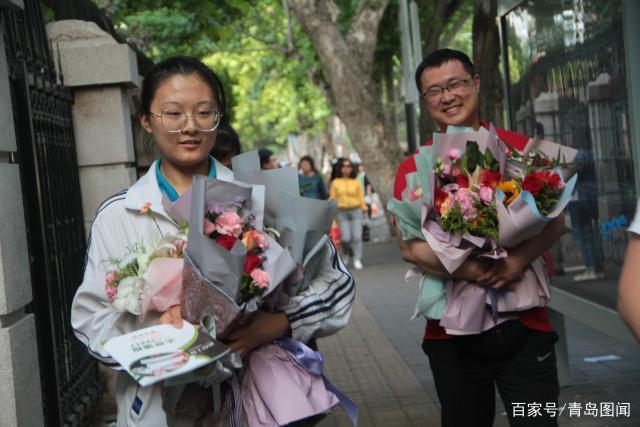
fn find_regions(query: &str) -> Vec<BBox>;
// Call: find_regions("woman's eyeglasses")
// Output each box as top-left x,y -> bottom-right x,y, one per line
149,109 -> 222,133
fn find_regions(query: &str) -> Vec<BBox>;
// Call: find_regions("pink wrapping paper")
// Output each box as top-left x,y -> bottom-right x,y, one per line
241,344 -> 339,426
439,258 -> 550,335
140,257 -> 184,319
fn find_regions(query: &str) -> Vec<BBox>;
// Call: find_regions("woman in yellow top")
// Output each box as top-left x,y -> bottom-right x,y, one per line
330,158 -> 367,270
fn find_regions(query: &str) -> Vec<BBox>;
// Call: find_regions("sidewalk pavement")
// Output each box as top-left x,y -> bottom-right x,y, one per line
318,239 -> 640,427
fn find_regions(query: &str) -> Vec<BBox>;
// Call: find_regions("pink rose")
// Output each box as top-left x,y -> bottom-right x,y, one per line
105,272 -> 118,283
214,211 -> 244,237
448,149 -> 462,160
250,268 -> 270,289
105,284 -> 117,301
204,218 -> 216,236
479,186 -> 493,205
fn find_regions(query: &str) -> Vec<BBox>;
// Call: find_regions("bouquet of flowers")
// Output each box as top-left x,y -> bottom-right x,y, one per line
432,142 -> 501,241
103,231 -> 187,319
203,199 -> 274,302
231,151 -> 337,297
389,124 -> 578,334
179,175 -> 297,338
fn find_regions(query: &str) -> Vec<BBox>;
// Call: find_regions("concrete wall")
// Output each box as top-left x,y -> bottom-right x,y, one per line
0,10 -> 44,427
47,19 -> 140,232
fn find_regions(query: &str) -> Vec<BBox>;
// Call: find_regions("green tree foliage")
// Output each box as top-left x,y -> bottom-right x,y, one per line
95,0 -> 330,149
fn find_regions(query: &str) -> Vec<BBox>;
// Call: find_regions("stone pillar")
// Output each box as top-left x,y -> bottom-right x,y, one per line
46,20 -> 140,232
0,4 -> 45,427
532,91 -> 560,141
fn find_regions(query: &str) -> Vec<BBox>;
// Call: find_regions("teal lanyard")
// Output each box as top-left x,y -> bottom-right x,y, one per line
156,157 -> 217,202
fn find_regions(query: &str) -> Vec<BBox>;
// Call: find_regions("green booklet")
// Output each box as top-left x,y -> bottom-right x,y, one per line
103,322 -> 230,387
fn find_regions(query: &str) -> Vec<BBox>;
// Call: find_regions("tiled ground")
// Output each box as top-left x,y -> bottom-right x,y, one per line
320,299 -> 440,426
318,240 -> 640,427
89,237 -> 640,426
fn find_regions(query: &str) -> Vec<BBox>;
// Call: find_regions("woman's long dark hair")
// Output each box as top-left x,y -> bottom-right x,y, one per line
332,158 -> 357,180
140,55 -> 228,125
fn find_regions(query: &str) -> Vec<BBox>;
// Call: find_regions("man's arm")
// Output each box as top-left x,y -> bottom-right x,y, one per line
399,236 -> 490,281
618,234 -> 640,343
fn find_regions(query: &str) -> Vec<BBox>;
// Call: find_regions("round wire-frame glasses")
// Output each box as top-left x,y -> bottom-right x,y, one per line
149,110 -> 222,133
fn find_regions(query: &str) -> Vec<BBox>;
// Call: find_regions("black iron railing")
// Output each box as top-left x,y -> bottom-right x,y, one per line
2,0 -> 101,425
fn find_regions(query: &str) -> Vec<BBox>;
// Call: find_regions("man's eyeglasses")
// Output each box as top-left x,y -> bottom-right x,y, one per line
421,77 -> 473,104
149,109 -> 222,133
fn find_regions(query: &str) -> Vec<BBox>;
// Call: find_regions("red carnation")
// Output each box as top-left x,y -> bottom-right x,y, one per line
480,170 -> 502,189
522,173 -> 543,196
545,171 -> 563,189
455,174 -> 469,188
216,234 -> 237,251
434,186 -> 448,214
243,253 -> 263,274
533,157 -> 552,167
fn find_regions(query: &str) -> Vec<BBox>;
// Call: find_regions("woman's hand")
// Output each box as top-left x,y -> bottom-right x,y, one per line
477,255 -> 528,289
158,305 -> 183,328
226,311 -> 290,358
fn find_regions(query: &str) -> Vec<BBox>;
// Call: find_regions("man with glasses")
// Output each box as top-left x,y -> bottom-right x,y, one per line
392,49 -> 563,426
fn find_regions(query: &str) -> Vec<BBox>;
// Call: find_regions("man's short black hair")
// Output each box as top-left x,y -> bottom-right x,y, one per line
258,148 -> 274,167
415,48 -> 475,93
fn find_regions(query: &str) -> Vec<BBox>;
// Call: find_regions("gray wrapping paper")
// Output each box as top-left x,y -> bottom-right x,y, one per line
232,151 -> 336,295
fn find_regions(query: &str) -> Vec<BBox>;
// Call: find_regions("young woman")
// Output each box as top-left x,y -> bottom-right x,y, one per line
329,158 -> 367,270
71,56 -> 354,426
298,155 -> 328,200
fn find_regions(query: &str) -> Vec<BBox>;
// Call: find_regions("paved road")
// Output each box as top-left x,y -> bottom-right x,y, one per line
319,240 -> 640,427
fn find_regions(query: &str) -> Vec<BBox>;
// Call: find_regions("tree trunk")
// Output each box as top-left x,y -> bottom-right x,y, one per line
383,62 -> 399,151
289,0 -> 403,211
472,0 -> 503,126
416,0 -> 465,141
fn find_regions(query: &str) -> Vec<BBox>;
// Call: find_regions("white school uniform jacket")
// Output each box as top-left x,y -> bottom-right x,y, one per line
70,159 -> 355,426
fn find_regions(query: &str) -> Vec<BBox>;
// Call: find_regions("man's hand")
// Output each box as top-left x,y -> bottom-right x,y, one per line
454,259 -> 493,282
477,255 -> 528,289
400,238 -> 492,281
158,305 -> 183,328
226,311 -> 290,358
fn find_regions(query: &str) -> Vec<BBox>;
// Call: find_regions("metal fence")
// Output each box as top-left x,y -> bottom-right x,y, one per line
1,0 -> 101,425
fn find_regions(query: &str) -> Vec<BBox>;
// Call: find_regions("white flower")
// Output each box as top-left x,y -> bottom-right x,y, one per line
111,276 -> 144,315
136,249 -> 153,274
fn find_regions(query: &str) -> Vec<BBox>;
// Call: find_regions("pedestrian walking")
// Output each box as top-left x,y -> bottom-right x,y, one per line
70,55 -> 354,426
330,158 -> 367,270
298,155 -> 328,200
393,48 -> 564,426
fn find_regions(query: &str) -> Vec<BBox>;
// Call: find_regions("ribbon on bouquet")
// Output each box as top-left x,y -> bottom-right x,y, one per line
276,337 -> 359,425
487,288 -> 508,325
